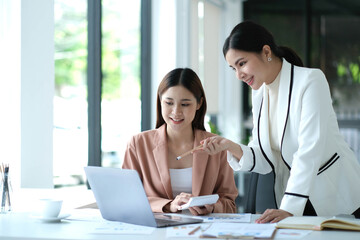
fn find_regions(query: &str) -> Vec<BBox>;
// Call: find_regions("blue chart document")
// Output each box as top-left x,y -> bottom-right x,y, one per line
197,213 -> 252,223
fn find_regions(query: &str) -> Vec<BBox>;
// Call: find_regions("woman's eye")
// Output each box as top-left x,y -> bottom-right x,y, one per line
182,104 -> 190,107
239,61 -> 246,67
165,102 -> 173,105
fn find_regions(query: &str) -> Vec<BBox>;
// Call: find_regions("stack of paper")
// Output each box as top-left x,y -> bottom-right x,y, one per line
200,222 -> 276,238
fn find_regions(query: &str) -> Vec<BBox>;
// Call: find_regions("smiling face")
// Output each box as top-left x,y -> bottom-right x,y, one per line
225,47 -> 272,90
160,85 -> 201,133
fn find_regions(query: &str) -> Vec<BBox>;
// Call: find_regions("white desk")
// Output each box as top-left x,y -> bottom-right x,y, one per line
1,211 -> 360,240
1,188 -> 359,240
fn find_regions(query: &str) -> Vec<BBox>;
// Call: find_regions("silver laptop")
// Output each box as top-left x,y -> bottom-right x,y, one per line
84,166 -> 203,227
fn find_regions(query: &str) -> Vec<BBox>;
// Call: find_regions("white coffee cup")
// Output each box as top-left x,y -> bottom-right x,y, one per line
38,199 -> 63,218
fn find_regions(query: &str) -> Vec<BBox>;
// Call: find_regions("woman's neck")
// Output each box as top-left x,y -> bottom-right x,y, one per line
266,57 -> 283,85
166,126 -> 195,145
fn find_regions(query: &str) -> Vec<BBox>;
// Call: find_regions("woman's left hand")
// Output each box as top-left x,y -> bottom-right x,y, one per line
194,136 -> 230,155
188,204 -> 214,216
255,209 -> 293,223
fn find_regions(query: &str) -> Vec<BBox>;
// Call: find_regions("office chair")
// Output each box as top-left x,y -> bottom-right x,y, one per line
244,171 -> 277,214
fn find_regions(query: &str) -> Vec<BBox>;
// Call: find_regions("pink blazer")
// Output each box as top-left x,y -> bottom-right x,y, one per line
122,124 -> 238,213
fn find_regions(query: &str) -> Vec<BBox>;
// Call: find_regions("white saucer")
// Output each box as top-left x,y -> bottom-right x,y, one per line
31,213 -> 71,222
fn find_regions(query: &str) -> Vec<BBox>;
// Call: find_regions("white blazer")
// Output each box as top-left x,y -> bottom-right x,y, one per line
228,59 -> 360,216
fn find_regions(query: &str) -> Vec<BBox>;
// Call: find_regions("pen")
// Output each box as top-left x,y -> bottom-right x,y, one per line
0,164 -> 3,211
176,145 -> 203,160
1,164 -> 9,211
188,226 -> 201,235
6,165 -> 11,211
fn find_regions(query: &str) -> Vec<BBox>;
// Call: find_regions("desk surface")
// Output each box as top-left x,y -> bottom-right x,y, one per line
1,211 -> 360,240
1,188 -> 359,240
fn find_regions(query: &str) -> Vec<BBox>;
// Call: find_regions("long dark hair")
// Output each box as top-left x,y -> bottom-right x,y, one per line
155,68 -> 207,131
223,20 -> 304,67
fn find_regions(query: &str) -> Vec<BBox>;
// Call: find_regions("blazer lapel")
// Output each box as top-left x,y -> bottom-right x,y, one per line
152,125 -> 173,198
258,86 -> 272,158
192,130 -> 209,195
278,60 -> 292,145
278,60 -> 293,168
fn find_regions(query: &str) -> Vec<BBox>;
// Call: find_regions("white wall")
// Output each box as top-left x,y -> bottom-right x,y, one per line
203,1 -> 221,114
0,0 -> 54,188
175,0 -> 192,68
151,0 -> 177,128
0,0 -> 22,189
21,0 -> 54,188
218,0 -> 243,144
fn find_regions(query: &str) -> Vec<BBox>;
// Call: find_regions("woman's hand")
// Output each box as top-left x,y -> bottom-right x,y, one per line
166,193 -> 214,215
194,136 -> 243,160
168,192 -> 192,213
194,136 -> 231,155
189,204 -> 214,216
255,209 -> 293,223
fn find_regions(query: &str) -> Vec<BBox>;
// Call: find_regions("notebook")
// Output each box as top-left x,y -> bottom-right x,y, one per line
84,166 -> 203,228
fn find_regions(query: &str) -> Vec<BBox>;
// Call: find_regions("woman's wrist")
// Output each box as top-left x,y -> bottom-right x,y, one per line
226,139 -> 243,160
164,201 -> 181,213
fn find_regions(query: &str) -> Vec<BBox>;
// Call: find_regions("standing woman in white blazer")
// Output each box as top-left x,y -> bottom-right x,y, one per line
197,21 -> 360,223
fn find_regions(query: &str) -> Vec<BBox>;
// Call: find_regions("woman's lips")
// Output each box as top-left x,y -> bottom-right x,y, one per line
245,76 -> 254,86
170,118 -> 184,124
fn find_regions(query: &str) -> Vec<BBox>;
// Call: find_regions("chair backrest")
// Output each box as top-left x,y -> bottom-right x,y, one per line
244,172 -> 277,214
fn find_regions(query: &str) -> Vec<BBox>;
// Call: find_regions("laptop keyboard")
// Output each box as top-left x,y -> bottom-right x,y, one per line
155,218 -> 175,224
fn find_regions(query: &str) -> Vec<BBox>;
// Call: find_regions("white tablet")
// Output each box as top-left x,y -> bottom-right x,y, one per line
178,194 -> 219,210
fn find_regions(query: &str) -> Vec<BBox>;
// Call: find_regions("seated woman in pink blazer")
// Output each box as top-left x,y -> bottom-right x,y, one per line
122,68 -> 238,215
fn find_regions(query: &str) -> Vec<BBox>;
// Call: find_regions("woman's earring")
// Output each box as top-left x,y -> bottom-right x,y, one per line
268,57 -> 272,62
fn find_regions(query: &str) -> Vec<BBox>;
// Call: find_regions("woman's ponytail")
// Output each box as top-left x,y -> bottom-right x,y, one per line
276,46 -> 304,67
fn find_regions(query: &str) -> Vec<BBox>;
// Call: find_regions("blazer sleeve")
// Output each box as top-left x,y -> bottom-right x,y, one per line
122,135 -> 172,213
212,150 -> 239,213
227,88 -> 273,174
122,137 -> 139,170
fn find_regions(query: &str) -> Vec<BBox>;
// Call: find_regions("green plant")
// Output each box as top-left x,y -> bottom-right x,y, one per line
208,120 -> 221,135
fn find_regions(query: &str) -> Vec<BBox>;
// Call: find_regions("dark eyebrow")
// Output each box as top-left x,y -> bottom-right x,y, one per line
234,57 -> 244,66
164,97 -> 192,102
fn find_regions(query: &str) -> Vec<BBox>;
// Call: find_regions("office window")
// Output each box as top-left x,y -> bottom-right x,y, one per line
54,0 -> 88,186
54,0 -> 142,187
101,0 -> 141,168
323,16 -> 360,161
